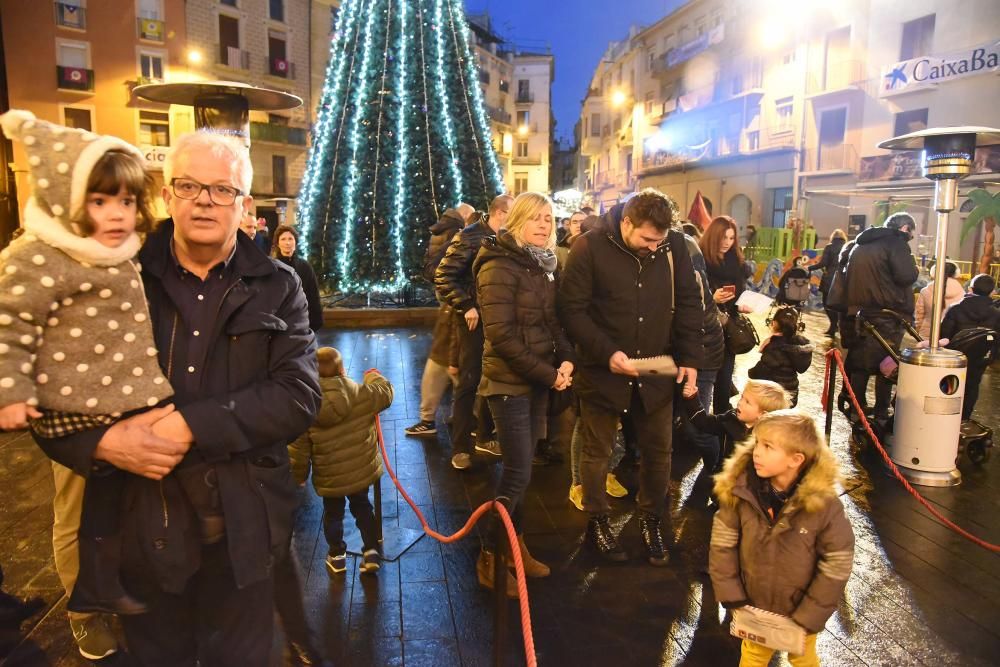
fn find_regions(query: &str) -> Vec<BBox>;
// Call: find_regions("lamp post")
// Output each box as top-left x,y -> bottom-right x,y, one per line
876,126 -> 1000,486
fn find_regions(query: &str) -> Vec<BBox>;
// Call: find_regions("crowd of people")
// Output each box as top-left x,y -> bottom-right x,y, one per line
0,107 -> 994,666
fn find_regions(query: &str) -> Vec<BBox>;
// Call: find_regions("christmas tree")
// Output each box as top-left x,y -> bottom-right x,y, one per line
298,0 -> 504,294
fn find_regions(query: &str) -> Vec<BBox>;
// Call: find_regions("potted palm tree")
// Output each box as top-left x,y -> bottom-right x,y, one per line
960,188 -> 1000,275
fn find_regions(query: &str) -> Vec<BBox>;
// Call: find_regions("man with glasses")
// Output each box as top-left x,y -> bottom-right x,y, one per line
33,131 -> 321,666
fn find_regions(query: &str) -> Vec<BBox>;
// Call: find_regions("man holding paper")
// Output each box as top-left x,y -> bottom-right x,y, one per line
558,190 -> 703,566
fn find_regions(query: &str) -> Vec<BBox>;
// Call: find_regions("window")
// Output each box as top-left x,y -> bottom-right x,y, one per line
775,96 -> 793,131
268,29 -> 288,75
139,53 -> 164,81
221,0 -> 238,6
516,110 -> 529,126
900,14 -> 935,61
139,110 -> 169,146
782,50 -> 795,65
612,115 -> 621,133
712,10 -> 723,28
647,51 -> 655,72
56,0 -> 86,29
894,108 -> 928,137
590,113 -> 600,136
137,0 -> 162,19
514,172 -> 528,195
498,79 -> 509,93
268,113 -> 289,126
644,91 -> 654,115
269,0 -> 284,22
218,14 -> 241,66
57,40 -> 88,68
770,187 -> 793,227
517,79 -> 530,102
273,155 -> 287,194
516,141 -> 528,158
62,106 -> 92,131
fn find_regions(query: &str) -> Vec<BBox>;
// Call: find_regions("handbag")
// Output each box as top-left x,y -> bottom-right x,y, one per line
724,312 -> 759,355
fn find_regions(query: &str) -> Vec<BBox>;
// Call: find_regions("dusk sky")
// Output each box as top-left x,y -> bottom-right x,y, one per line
466,0 -> 687,143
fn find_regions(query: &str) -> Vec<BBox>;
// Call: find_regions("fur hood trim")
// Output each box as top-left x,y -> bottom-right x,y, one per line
714,438 -> 842,514
21,197 -> 141,266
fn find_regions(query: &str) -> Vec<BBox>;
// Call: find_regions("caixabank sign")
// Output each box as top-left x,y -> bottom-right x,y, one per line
880,40 -> 999,97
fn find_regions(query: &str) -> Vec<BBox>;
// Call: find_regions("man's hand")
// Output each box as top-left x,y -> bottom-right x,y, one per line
682,383 -> 698,399
94,405 -> 190,480
558,361 -> 574,378
0,402 -> 42,430
151,410 -> 194,444
447,365 -> 459,378
552,371 -> 571,391
464,307 -> 480,331
609,351 -> 639,377
676,367 -> 698,395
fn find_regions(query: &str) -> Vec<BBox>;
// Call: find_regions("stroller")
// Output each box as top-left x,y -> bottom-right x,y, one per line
849,308 -> 994,465
764,264 -> 812,332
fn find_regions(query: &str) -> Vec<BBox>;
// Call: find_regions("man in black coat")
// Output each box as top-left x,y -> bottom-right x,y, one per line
558,190 -> 703,565
32,133 -> 321,666
941,274 -> 1000,419
435,194 -> 512,469
843,212 -> 919,419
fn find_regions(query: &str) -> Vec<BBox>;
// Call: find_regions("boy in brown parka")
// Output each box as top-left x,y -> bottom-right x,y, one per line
709,410 -> 854,666
288,347 -> 394,576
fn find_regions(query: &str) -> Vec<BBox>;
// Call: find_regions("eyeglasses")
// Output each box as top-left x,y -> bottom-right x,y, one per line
170,178 -> 244,206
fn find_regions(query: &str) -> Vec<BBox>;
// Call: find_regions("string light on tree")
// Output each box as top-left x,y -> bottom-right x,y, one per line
297,0 -> 503,294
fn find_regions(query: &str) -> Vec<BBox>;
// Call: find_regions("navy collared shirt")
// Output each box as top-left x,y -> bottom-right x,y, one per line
162,241 -> 238,398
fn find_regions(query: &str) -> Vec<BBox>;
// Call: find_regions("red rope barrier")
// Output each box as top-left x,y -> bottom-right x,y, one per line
374,414 -> 537,666
824,349 -> 1000,553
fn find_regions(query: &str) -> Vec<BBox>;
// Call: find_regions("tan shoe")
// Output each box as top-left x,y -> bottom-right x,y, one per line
568,484 -> 584,511
605,473 -> 628,498
513,534 -> 550,578
476,549 -> 518,598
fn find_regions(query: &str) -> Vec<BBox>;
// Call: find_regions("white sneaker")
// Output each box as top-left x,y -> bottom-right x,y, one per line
451,453 -> 472,470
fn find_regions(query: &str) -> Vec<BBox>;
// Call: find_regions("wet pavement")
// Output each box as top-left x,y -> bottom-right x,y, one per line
1,310 -> 998,665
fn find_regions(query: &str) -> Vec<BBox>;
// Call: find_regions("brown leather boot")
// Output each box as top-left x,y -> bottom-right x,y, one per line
512,534 -> 550,578
476,549 -> 518,599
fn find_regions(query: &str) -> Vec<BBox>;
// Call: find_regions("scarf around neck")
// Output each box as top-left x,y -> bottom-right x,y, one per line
524,244 -> 558,274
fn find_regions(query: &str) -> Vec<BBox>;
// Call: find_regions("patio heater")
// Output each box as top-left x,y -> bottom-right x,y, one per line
877,126 -> 1000,486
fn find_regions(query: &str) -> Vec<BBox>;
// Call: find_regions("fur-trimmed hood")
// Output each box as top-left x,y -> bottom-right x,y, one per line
714,439 -> 842,514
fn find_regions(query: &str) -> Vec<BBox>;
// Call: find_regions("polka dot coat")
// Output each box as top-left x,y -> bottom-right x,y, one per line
0,236 -> 173,415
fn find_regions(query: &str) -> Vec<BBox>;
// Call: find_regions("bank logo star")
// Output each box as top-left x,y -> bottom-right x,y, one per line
885,65 -> 908,89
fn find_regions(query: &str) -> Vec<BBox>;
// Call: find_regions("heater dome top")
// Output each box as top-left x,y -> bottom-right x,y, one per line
132,80 -> 302,111
878,126 -> 1000,152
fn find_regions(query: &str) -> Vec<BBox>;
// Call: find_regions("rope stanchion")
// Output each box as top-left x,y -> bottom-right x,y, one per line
374,414 -> 537,666
824,349 -> 1000,553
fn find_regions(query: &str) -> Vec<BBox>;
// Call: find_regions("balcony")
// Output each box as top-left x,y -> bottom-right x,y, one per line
803,143 -> 859,173
250,122 -> 308,146
512,154 -> 543,166
216,44 -> 251,70
485,104 -> 511,125
269,58 -> 295,79
137,17 -> 165,42
56,65 -> 93,92
640,125 -> 797,172
806,60 -> 868,96
516,91 -> 534,104
54,2 -> 85,30
580,133 -> 603,156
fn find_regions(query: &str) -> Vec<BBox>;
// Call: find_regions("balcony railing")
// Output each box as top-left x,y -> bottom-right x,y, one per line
806,60 -> 868,95
269,58 -> 295,78
55,2 -> 85,29
249,122 -> 307,146
137,17 -> 165,42
516,91 -> 534,104
805,143 -> 860,172
485,104 -> 511,125
217,44 -> 251,70
512,155 -> 543,166
56,65 -> 94,92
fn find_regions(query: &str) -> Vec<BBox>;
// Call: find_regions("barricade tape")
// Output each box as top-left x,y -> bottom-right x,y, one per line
374,414 -> 537,665
823,349 -> 1000,553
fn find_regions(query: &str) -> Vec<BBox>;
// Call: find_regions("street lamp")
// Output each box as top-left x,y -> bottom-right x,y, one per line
611,89 -> 627,108
187,49 -> 203,65
517,124 -> 529,137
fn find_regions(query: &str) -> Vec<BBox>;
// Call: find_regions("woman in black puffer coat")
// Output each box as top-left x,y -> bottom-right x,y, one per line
700,216 -> 753,415
812,229 -> 847,336
748,306 -> 813,406
272,225 -> 324,332
473,192 -> 575,596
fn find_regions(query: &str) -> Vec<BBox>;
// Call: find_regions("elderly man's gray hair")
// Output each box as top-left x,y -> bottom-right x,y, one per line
163,131 -> 253,194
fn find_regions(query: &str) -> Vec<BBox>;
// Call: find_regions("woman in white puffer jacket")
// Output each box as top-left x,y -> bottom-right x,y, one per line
914,260 -> 965,339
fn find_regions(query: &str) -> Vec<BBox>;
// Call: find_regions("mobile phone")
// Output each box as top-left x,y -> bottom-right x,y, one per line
722,284 -> 736,296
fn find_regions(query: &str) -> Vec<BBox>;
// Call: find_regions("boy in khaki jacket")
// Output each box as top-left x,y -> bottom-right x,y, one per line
710,411 -> 855,666
288,348 -> 393,575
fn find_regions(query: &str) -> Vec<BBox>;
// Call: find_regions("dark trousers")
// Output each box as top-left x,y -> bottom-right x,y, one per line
963,362 -> 987,420
846,316 -> 904,418
578,389 -> 674,517
273,549 -> 325,661
714,350 -> 737,415
120,542 -> 273,667
485,389 -> 548,541
451,320 -> 494,454
322,491 -> 378,554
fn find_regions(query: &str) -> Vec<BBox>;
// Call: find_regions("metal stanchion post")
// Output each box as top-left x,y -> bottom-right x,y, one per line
492,504 -> 507,667
825,358 -> 837,440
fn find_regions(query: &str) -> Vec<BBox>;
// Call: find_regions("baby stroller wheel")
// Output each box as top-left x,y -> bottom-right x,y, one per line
966,439 -> 991,465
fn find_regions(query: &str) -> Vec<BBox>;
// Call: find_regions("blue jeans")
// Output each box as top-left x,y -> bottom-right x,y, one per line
486,389 -> 548,538
684,372 -> 720,469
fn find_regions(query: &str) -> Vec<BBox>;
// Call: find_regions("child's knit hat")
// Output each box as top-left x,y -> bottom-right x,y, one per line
0,109 -> 145,238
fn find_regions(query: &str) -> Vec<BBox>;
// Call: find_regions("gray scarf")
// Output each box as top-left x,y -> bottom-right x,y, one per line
524,245 -> 558,274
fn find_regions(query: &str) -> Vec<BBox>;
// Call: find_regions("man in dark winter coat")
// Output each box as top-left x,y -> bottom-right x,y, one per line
31,133 -> 321,666
435,194 -> 513,469
558,189 -> 703,565
843,212 -> 918,419
941,274 -> 1000,419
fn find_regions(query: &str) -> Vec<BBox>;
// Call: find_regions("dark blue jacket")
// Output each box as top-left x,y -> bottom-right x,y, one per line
33,221 -> 321,592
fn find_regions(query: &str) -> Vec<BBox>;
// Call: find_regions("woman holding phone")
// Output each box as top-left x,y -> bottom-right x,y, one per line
699,216 -> 753,415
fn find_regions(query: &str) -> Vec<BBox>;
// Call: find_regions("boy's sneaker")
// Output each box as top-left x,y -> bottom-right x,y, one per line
325,551 -> 347,576
568,484 -> 584,511
475,439 -> 502,457
404,420 -> 437,437
605,473 -> 628,498
70,615 -> 118,661
359,549 -> 381,575
451,453 -> 472,470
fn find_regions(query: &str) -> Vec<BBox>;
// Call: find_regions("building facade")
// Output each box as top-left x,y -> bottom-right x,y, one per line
577,0 -> 1000,259
1,0 -> 188,219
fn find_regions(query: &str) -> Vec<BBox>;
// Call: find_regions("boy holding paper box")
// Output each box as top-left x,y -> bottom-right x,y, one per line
710,411 -> 855,666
